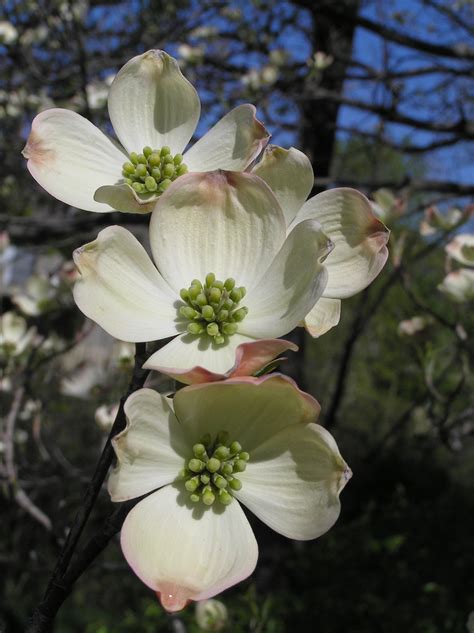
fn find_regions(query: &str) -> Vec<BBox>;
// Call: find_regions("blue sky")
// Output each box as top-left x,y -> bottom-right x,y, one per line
342,0 -> 473,188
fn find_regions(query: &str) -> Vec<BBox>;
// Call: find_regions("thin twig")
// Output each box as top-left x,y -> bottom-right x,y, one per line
3,385 -> 53,531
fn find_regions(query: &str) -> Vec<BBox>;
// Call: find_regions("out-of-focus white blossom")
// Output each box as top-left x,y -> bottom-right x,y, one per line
398,315 -> 433,337
445,234 -> 474,267
0,21 -> 18,45
19,399 -> 41,421
86,81 -> 109,110
20,25 -> 49,46
115,341 -> 135,368
220,6 -> 241,20
241,64 -> 279,90
309,51 -> 334,70
10,253 -> 75,316
438,269 -> 474,302
419,206 -> 463,236
13,275 -> 57,316
60,323 -> 134,398
371,188 -> 405,224
261,65 -> 278,84
40,333 -> 66,355
195,599 -> 228,631
0,87 -> 54,119
58,0 -> 88,22
190,26 -> 218,38
95,403 -> 119,432
0,376 -> 12,392
178,44 -> 204,64
0,312 -> 36,358
269,49 -> 289,66
15,429 -> 29,444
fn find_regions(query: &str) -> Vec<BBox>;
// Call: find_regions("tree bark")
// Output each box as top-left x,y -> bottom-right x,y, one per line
298,0 -> 361,187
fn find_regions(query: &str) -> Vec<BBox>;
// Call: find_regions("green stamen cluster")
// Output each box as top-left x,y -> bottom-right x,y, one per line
179,273 -> 248,345
181,431 -> 250,506
122,145 -> 188,196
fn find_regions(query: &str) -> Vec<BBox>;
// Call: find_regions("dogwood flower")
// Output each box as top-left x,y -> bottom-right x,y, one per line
438,269 -> 474,302
72,171 -> 331,383
22,50 -> 269,214
419,205 -> 464,236
251,146 -> 390,336
445,234 -> 474,267
12,275 -> 57,316
397,315 -> 433,337
109,375 -> 351,611
0,312 -> 36,359
195,599 -> 228,631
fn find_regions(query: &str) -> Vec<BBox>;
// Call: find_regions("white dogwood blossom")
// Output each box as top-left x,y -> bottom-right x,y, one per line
109,375 -> 351,611
252,146 -> 390,336
72,171 -> 331,382
445,234 -> 474,267
22,50 -> 269,214
438,268 -> 474,302
0,312 -> 36,358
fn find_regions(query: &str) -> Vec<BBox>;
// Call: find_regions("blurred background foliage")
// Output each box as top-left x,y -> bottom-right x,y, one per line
1,0 -> 473,631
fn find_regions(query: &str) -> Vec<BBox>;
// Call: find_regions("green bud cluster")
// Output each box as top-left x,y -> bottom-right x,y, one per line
178,272 -> 248,344
122,145 -> 188,197
180,430 -> 250,507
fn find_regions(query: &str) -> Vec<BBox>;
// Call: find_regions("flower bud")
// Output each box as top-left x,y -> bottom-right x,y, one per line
195,599 -> 229,631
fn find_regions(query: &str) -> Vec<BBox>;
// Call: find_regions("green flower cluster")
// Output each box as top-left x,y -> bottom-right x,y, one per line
122,145 -> 188,196
179,272 -> 248,344
181,431 -> 250,506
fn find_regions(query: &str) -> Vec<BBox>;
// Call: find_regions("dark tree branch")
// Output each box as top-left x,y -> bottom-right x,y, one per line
316,2 -> 474,60
337,125 -> 462,154
306,89 -> 473,138
421,0 -> 474,36
25,502 -> 134,633
312,176 -> 474,196
345,64 -> 473,80
323,292 -> 368,429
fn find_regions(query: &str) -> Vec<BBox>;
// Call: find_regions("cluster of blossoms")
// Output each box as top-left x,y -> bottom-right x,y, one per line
396,203 -> 473,342
23,50 -> 390,612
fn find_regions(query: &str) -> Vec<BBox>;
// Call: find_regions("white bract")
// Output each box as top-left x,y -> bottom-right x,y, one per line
22,50 -> 269,214
72,171 -> 331,382
252,146 -> 390,336
109,375 -> 351,611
